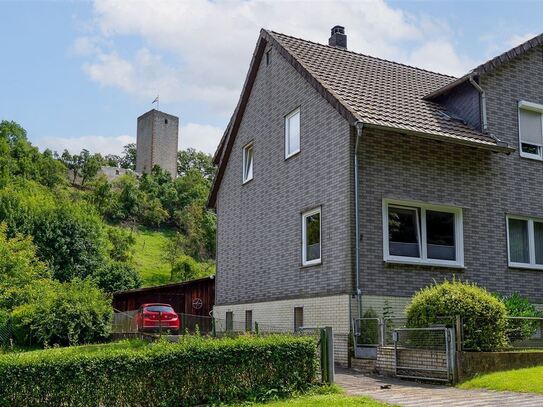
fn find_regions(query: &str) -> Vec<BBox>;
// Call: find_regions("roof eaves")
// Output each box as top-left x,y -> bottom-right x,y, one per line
365,122 -> 514,154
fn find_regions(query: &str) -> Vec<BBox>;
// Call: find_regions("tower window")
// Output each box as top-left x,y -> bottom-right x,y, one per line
165,119 -> 168,124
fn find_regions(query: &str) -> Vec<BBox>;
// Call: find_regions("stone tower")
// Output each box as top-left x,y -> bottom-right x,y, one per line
136,109 -> 179,177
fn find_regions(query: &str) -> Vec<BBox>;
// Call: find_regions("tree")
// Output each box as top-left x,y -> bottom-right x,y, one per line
177,148 -> 216,180
103,154 -> 121,167
80,150 -> 102,185
170,255 -> 200,282
106,227 -> 135,262
120,143 -> 137,170
92,261 -> 141,293
0,223 -> 50,310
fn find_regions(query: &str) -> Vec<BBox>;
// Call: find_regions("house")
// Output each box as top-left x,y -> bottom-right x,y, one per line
208,26 -> 543,363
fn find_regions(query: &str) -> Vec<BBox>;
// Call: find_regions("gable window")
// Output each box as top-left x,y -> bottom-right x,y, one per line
285,107 -> 301,158
302,207 -> 321,266
383,199 -> 463,267
242,142 -> 254,183
518,100 -> 543,160
265,49 -> 271,66
507,216 -> 543,269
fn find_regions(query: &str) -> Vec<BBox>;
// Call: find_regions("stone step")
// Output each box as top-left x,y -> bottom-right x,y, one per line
350,358 -> 377,373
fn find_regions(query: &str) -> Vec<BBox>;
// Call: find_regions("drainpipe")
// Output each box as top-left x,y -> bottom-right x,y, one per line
468,75 -> 488,133
353,121 -> 364,320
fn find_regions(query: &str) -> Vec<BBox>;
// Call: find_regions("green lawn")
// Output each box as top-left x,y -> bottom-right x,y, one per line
131,226 -> 176,286
239,386 -> 392,407
459,365 -> 543,394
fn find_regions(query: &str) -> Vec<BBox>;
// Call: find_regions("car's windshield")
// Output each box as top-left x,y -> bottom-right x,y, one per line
145,306 -> 174,313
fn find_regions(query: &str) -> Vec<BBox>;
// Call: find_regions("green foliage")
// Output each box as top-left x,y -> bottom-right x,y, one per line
502,292 -> 541,342
359,308 -> 379,345
92,262 -> 142,293
10,279 -> 112,347
177,148 -> 215,180
0,120 -> 66,188
406,279 -> 508,351
0,335 -> 318,407
106,226 -> 135,262
0,224 -> 49,310
171,255 -> 201,282
119,143 -> 136,170
0,182 -> 109,282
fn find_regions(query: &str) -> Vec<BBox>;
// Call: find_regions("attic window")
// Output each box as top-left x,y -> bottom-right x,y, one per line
266,50 -> 271,66
519,100 -> 543,160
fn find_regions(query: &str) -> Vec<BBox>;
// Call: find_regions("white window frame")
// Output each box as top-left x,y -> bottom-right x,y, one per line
242,142 -> 254,184
302,207 -> 321,266
506,214 -> 543,270
518,100 -> 543,161
382,199 -> 464,268
285,107 -> 301,159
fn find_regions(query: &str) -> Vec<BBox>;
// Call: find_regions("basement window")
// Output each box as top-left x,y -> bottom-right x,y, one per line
242,142 -> 253,184
226,312 -> 233,332
519,100 -> 543,160
383,199 -> 464,268
294,307 -> 304,332
302,207 -> 321,266
507,215 -> 543,270
245,310 -> 253,332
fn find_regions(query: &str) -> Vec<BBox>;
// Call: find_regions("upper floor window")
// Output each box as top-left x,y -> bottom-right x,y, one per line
383,199 -> 464,268
242,142 -> 253,184
507,215 -> 543,270
285,107 -> 301,159
302,207 -> 321,266
518,100 -> 543,160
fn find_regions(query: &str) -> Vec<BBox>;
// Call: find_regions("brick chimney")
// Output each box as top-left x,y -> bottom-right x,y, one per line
329,25 -> 347,49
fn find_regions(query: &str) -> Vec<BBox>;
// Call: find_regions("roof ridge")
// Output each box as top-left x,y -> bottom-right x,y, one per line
266,29 -> 457,80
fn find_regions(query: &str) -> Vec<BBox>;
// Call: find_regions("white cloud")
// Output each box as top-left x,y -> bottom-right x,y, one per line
76,0 -> 473,115
36,122 -> 223,156
37,135 -> 135,156
180,123 -> 223,155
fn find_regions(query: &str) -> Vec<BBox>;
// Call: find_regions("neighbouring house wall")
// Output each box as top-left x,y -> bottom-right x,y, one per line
213,294 -> 351,364
358,46 -> 543,303
215,44 -> 352,306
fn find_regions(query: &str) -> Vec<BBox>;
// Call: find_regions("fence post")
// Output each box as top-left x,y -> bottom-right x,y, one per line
320,327 -> 335,384
455,315 -> 462,352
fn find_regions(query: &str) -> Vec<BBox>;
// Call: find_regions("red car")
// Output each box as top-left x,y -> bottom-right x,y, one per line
135,303 -> 180,334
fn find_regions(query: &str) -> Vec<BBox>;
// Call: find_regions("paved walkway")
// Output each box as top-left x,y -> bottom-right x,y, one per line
336,368 -> 543,406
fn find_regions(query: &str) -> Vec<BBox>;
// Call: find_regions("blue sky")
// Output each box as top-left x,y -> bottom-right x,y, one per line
0,0 -> 541,155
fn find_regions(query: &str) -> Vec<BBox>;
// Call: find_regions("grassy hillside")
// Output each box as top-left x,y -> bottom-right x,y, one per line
131,227 -> 176,287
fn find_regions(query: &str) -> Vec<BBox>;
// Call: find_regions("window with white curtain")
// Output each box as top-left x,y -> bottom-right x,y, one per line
507,216 -> 543,269
242,142 -> 253,184
518,101 -> 543,160
383,199 -> 464,267
302,207 -> 321,266
285,107 -> 301,158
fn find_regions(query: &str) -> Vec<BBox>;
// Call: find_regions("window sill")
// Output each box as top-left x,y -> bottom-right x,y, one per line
285,150 -> 300,160
520,153 -> 543,161
508,263 -> 543,271
384,258 -> 465,269
300,261 -> 322,270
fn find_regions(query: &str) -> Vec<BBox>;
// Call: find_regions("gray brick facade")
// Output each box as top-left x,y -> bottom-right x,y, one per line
215,45 -> 352,305
215,31 -> 543,308
359,45 -> 543,303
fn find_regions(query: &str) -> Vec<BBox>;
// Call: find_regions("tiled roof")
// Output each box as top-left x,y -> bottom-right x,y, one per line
266,30 -> 504,149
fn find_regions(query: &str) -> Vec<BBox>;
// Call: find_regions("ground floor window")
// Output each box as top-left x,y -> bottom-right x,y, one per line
302,207 -> 321,266
383,199 -> 463,267
508,215 -> 543,269
294,307 -> 303,332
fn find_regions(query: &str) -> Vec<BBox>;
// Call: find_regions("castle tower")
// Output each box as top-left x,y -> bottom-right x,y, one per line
136,109 -> 179,177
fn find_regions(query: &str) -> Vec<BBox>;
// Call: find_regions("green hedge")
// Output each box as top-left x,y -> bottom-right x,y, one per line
0,335 -> 318,407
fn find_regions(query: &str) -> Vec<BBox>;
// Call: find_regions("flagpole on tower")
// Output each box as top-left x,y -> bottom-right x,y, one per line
152,95 -> 160,111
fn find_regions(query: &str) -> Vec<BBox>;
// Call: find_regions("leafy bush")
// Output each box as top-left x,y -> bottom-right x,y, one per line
10,279 -> 112,347
92,261 -> 142,293
359,308 -> 379,345
502,292 -> 541,342
0,335 -> 318,407
106,227 -> 135,262
406,280 -> 508,351
171,254 -> 201,282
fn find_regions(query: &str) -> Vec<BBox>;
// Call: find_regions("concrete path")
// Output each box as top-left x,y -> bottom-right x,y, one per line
336,367 -> 543,406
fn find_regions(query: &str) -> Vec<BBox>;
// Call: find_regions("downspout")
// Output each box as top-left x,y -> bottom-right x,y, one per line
353,121 -> 364,319
468,75 -> 488,133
